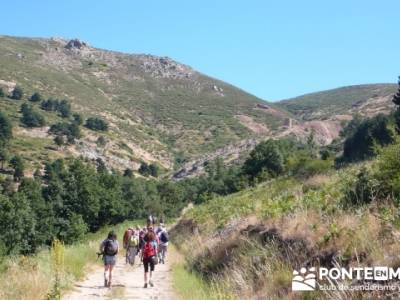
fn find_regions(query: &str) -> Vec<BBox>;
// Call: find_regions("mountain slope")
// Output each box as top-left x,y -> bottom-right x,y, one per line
0,35 -> 289,172
277,84 -> 397,120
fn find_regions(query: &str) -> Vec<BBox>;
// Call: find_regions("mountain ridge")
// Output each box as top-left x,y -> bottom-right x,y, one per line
0,35 -> 396,177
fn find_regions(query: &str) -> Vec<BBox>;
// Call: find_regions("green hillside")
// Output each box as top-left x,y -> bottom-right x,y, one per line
173,139 -> 400,299
0,35 -> 288,172
277,84 -> 397,120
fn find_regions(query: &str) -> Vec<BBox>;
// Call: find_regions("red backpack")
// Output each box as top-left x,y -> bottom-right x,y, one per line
143,242 -> 155,258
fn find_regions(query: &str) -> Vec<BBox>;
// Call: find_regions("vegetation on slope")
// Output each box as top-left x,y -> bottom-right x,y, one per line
170,81 -> 400,299
0,35 -> 288,169
277,84 -> 397,120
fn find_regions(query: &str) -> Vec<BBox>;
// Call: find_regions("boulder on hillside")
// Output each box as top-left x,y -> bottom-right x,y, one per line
65,39 -> 87,50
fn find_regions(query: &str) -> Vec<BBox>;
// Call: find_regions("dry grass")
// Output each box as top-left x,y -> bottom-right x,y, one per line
0,221 -> 136,300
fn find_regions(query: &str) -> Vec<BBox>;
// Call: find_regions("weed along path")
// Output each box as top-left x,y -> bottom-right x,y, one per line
62,253 -> 176,300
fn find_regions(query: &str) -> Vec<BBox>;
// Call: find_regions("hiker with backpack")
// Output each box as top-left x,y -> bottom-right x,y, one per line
99,231 -> 119,287
123,227 -> 134,264
126,229 -> 139,265
157,224 -> 169,264
140,227 -> 158,288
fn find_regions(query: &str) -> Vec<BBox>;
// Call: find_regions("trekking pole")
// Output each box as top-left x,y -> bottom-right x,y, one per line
96,252 -> 103,260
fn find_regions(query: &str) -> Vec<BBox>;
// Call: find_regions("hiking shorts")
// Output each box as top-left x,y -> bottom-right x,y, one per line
103,255 -> 117,266
143,256 -> 155,272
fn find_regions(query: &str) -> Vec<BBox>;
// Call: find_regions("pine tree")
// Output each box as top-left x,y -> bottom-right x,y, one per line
393,76 -> 400,133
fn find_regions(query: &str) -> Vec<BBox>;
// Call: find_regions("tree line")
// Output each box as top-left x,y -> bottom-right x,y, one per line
0,78 -> 399,256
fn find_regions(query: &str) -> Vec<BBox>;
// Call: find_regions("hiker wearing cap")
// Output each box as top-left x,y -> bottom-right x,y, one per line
99,231 -> 119,287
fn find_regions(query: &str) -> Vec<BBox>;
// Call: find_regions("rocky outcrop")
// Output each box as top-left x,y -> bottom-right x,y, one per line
65,39 -> 88,50
173,138 -> 258,179
139,55 -> 193,79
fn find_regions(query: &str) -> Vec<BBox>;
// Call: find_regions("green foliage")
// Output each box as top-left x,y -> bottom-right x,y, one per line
29,92 -> 43,102
49,122 -> 81,141
54,135 -> 64,146
338,114 -> 394,163
10,155 -> 24,181
72,113 -> 83,125
243,139 -> 284,180
342,167 -> 374,207
278,84 -> 397,120
41,98 -> 71,118
58,99 -> 71,118
393,76 -> 400,133
0,192 -> 35,254
123,168 -> 133,177
0,148 -> 9,169
85,117 -> 108,131
20,104 -> 46,127
0,111 -> 12,147
0,88 -> 4,97
373,140 -> 400,201
10,86 -> 23,100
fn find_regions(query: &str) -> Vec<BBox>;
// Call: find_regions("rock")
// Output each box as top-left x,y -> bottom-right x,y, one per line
256,103 -> 270,110
65,39 -> 87,50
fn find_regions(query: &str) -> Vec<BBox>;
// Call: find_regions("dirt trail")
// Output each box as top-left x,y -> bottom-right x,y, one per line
63,253 -> 175,300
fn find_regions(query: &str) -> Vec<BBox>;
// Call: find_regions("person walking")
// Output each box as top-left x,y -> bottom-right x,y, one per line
140,228 -> 158,288
123,227 -> 134,264
157,224 -> 169,264
99,231 -> 119,287
126,229 -> 139,265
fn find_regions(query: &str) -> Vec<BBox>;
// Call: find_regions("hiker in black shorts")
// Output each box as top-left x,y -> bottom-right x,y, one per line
140,229 -> 158,288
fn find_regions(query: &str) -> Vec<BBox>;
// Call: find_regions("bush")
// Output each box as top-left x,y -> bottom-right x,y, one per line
29,92 -> 42,102
293,159 -> 332,178
0,112 -> 12,147
73,113 -> 83,125
373,140 -> 400,201
0,88 -> 4,97
58,100 -> 71,118
10,86 -> 23,100
85,117 -> 108,131
20,105 -> 45,127
10,156 -> 24,181
243,139 -> 284,180
339,114 -> 394,163
49,122 -> 81,140
343,167 -> 374,207
54,135 -> 64,146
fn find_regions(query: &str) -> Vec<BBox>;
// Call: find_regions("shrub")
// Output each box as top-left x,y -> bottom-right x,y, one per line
339,114 -> 394,163
10,86 -> 23,100
243,139 -> 284,180
342,167 -> 375,207
10,156 -> 25,181
49,122 -> 81,141
29,92 -> 42,102
20,105 -> 45,127
72,113 -> 83,125
85,117 -> 108,131
0,112 -> 12,147
54,135 -> 64,146
373,140 -> 400,201
0,88 -> 4,97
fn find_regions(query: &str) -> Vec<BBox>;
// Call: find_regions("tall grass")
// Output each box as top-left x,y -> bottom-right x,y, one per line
0,220 -> 139,300
170,245 -> 234,300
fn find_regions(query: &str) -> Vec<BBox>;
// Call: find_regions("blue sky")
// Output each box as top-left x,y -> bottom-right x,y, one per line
1,0 -> 399,101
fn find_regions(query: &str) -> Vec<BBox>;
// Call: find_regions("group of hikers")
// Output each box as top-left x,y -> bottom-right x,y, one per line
98,215 -> 169,288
